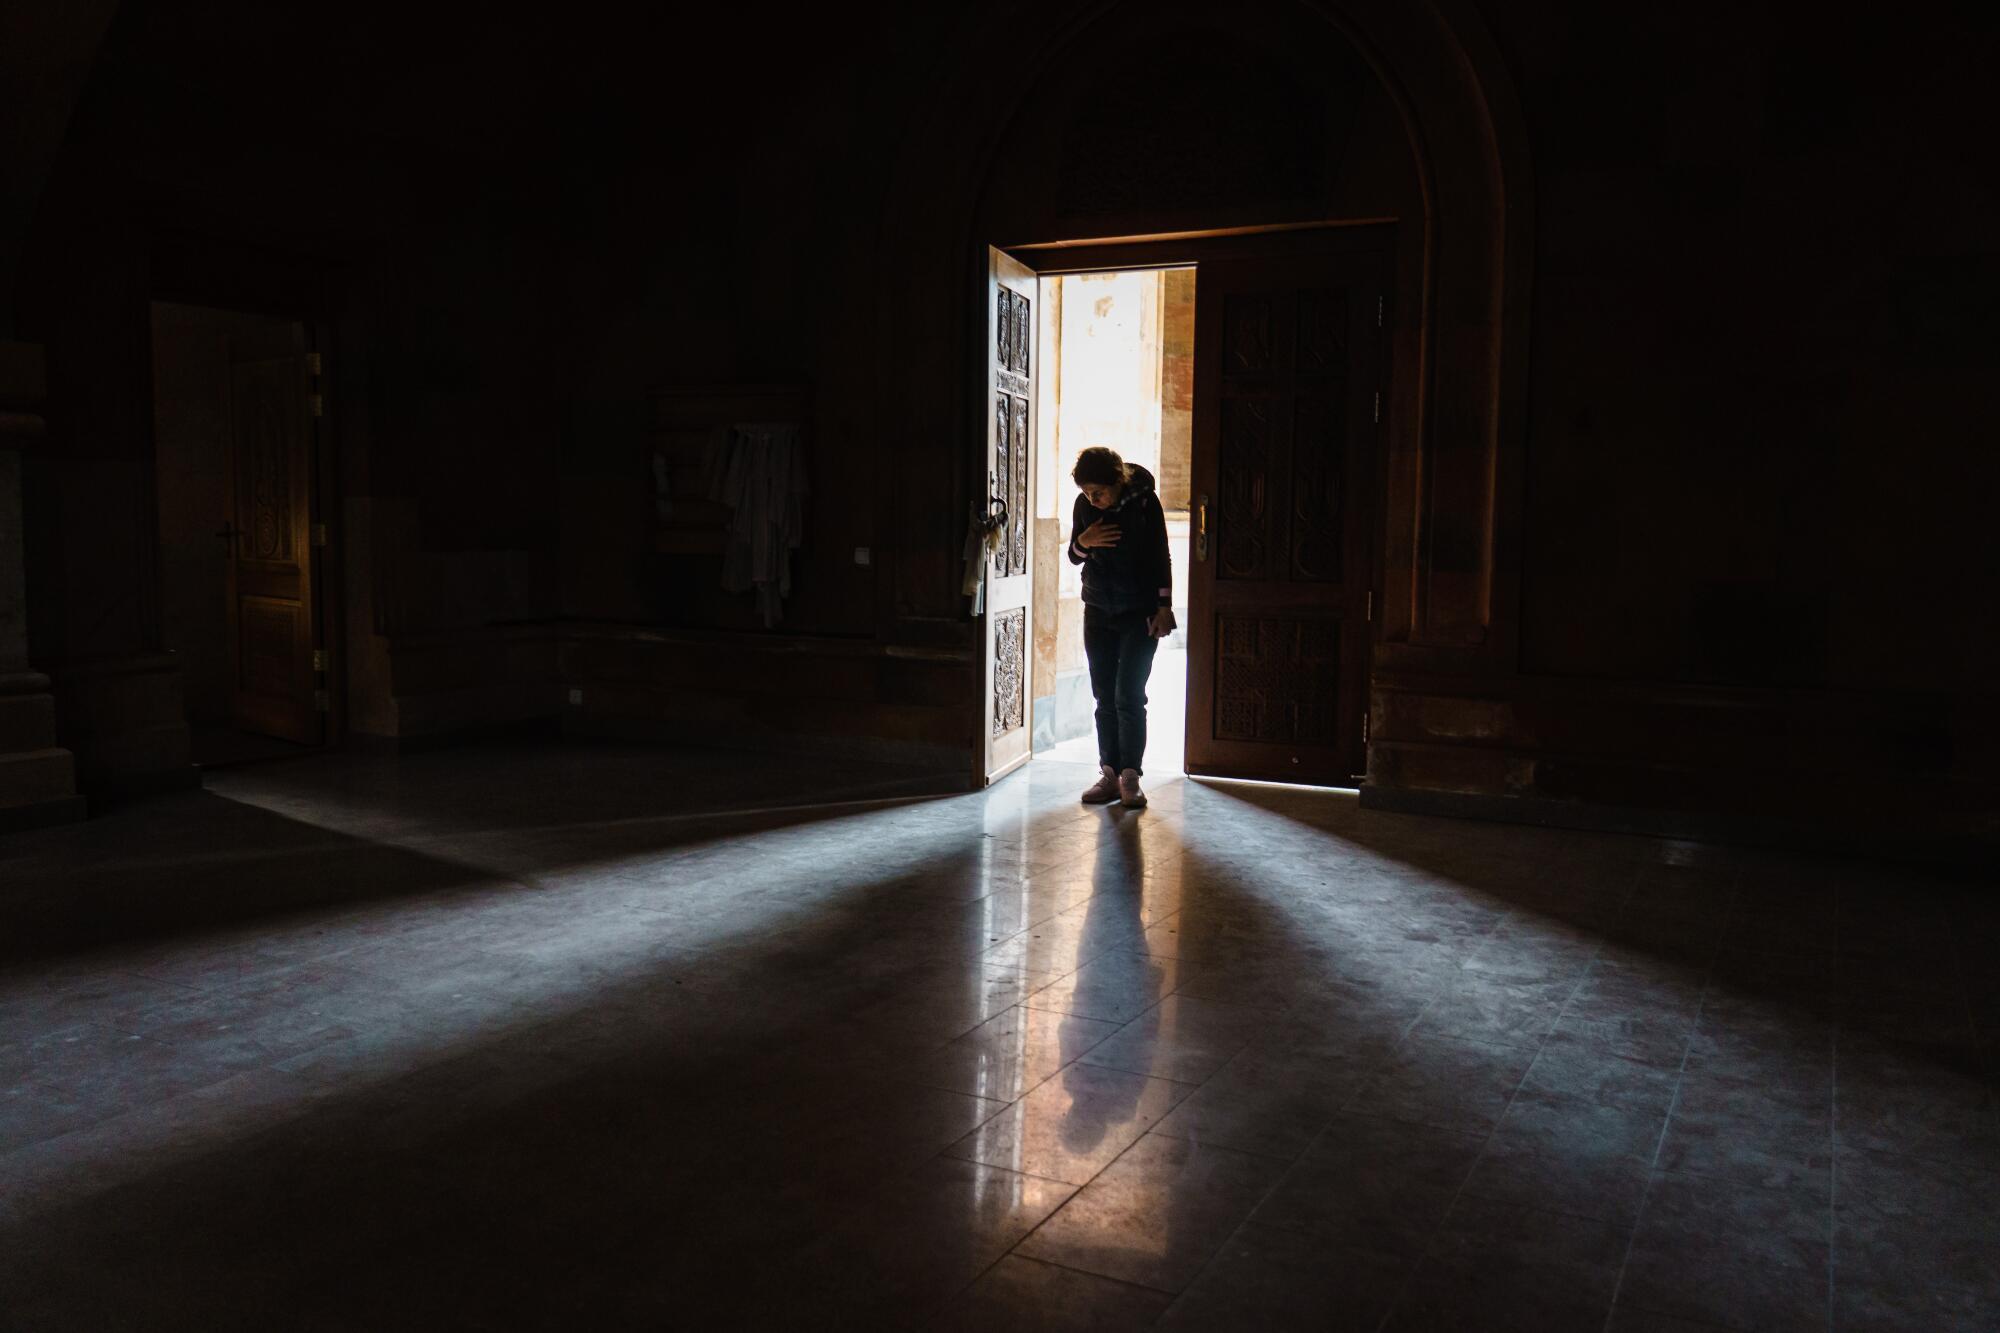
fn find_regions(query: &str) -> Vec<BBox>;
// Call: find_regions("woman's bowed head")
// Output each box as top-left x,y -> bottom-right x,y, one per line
1068,447 -> 1176,807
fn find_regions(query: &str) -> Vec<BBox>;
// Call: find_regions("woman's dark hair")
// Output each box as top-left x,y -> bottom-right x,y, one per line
1072,446 -> 1130,488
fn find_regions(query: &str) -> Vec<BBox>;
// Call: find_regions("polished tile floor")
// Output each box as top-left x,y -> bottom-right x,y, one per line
1,742 -> 1995,1330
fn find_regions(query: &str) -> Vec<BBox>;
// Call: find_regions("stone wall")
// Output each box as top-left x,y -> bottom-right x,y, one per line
0,341 -> 82,826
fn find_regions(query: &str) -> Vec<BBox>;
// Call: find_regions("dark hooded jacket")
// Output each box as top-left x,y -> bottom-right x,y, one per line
1067,464 -> 1173,615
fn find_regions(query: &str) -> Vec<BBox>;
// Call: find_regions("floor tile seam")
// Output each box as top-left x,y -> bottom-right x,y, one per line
1018,974 -> 1179,1029
1328,1013 -> 1438,1118
1601,970 -> 1709,1330
917,1251 -> 1159,1333
995,1248 -> 1188,1299
995,1123 -> 1281,1305
999,923 -> 1147,964
1398,983 -> 1450,1055
924,1000 -> 1056,1056
1126,1125 -> 1309,1171
963,893 -> 1082,935
1826,1135 -> 2000,1188
1616,1152 -> 1832,1200
1280,932 -> 1544,1320
1154,974 -> 1300,1018
1068,1045 -> 1239,1084
1141,1105 -> 1329,1166
1368,936 -> 1601,1330
918,1143 -> 1081,1196
938,1043 -> 1202,1121
983,1122 -> 1165,1266
1116,1124 -> 1327,1325
1017,996 -> 1148,1026
916,1005 -> 1127,1075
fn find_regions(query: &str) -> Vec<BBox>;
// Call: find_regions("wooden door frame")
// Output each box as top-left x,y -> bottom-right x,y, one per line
995,220 -> 1398,785
980,248 -> 1038,787
146,230 -> 347,749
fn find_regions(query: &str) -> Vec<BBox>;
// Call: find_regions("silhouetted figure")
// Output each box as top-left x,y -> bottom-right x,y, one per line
1069,447 -> 1176,809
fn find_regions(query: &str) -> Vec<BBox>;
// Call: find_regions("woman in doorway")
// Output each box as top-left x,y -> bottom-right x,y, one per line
1068,446 -> 1175,808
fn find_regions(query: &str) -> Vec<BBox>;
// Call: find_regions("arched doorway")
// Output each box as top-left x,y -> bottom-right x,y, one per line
927,0 -> 1530,788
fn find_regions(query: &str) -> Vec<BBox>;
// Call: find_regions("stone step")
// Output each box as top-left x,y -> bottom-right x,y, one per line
0,745 -> 78,809
0,686 -> 58,751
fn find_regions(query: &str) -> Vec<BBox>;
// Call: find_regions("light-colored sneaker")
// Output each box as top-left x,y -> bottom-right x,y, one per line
1118,769 -> 1146,808
1081,764 -> 1120,804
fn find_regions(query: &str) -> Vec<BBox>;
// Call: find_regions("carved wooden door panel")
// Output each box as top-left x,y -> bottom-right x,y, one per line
1184,249 -> 1383,785
224,322 -> 322,745
982,248 -> 1036,784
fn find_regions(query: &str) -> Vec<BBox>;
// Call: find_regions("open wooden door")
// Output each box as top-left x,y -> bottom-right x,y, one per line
982,249 -> 1036,784
1184,247 -> 1384,785
223,322 -> 323,745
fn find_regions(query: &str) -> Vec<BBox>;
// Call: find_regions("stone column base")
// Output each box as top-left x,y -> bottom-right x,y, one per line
0,670 -> 82,827
0,769 -> 85,830
50,653 -> 197,797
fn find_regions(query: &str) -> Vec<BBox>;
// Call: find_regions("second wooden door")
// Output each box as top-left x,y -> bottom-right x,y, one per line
1184,245 -> 1385,785
224,322 -> 322,745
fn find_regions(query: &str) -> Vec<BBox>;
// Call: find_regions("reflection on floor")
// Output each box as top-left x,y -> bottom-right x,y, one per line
1,741 -> 1994,1329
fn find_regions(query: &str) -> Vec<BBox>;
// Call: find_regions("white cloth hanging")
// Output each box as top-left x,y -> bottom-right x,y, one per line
961,500 -> 1005,616
711,422 -> 806,627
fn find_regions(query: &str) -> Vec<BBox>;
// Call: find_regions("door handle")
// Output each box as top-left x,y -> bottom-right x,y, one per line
985,471 -> 1007,530
215,521 -> 239,557
1195,495 -> 1208,562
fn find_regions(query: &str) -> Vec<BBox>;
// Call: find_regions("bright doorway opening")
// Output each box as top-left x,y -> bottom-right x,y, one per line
1030,267 -> 1194,777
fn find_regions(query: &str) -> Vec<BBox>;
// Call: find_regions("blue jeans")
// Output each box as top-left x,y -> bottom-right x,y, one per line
1084,605 -> 1159,775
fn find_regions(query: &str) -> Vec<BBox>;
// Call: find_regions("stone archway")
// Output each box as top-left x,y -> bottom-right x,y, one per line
871,0 -> 1533,777
1297,0 -> 1535,663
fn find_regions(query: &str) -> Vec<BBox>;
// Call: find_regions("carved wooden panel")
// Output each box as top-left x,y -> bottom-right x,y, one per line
1224,294 -> 1274,373
998,289 -> 1015,372
1012,290 -> 1032,375
1218,397 -> 1274,580
1214,615 -> 1340,743
993,608 -> 1026,735
994,286 -> 1032,577
997,287 -> 1034,376
240,597 -> 298,698
993,390 -> 1012,573
1297,288 -> 1347,379
233,359 -> 297,563
1290,391 -> 1343,582
1009,395 -> 1029,575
